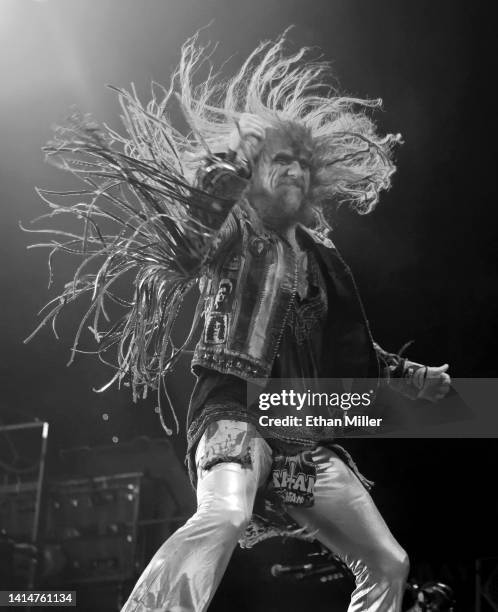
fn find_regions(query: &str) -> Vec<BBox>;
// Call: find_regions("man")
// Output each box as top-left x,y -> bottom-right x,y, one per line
31,34 -> 450,611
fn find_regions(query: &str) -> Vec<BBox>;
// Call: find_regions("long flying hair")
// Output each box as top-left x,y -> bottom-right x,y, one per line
26,32 -> 400,431
174,30 -> 401,214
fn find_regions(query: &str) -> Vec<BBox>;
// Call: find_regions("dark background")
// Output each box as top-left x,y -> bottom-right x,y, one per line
0,0 -> 496,609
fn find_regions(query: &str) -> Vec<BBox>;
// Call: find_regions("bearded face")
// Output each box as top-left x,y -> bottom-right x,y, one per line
249,127 -> 313,229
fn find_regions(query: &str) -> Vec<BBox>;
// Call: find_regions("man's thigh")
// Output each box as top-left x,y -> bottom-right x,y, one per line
195,420 -> 273,496
286,446 -> 404,567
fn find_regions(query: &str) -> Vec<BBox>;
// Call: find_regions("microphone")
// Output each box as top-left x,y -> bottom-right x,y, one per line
271,561 -> 346,581
270,562 -> 313,577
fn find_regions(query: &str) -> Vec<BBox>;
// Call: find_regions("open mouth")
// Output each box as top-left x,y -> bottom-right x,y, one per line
278,181 -> 303,190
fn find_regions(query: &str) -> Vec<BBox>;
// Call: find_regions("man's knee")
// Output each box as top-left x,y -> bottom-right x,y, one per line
221,506 -> 252,531
197,497 -> 252,533
376,546 -> 410,583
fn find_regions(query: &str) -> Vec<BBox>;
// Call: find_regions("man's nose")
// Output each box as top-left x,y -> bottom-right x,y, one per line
286,161 -> 302,177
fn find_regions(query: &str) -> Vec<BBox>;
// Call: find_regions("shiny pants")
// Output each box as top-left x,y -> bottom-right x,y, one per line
121,421 -> 409,611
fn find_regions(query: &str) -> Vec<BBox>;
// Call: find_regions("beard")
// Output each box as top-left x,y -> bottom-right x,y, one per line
249,184 -> 312,230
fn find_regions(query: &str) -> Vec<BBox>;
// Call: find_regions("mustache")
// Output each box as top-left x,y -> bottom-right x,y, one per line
277,177 -> 305,189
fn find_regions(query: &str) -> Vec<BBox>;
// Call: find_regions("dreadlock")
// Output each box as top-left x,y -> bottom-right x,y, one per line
25,31 -> 400,432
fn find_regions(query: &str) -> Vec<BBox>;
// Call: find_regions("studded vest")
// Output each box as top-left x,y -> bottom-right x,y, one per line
191,199 -> 380,384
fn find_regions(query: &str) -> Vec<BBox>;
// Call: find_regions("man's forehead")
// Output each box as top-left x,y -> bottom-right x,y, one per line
264,126 -> 313,159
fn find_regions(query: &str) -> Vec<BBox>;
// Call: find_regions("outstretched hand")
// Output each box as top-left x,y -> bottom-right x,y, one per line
228,114 -> 266,163
416,364 -> 451,402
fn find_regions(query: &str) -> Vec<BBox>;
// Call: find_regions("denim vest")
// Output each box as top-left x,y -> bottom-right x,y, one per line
192,200 -> 380,384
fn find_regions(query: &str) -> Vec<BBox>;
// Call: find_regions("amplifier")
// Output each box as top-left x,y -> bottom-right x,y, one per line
0,482 -> 38,542
44,473 -> 142,584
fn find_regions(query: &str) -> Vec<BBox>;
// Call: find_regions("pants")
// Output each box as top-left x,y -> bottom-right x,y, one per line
121,421 -> 409,612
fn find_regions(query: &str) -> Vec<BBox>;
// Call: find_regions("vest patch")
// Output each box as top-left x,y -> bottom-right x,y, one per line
249,236 -> 268,256
204,313 -> 229,344
213,278 -> 233,311
224,254 -> 242,271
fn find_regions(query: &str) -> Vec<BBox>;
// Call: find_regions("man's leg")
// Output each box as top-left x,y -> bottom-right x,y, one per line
121,421 -> 272,612
287,447 -> 409,612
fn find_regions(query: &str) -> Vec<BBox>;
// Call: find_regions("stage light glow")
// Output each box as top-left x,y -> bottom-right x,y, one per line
0,0 -> 92,108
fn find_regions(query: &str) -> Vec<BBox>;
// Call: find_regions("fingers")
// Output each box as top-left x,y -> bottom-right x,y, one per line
435,375 -> 451,400
236,125 -> 265,141
413,367 -> 426,390
431,378 -> 451,401
419,366 -> 451,402
432,367 -> 451,398
439,373 -> 451,395
436,386 -> 450,400
426,364 -> 450,380
237,114 -> 266,141
440,372 -> 451,385
238,113 -> 266,132
229,114 -> 266,159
